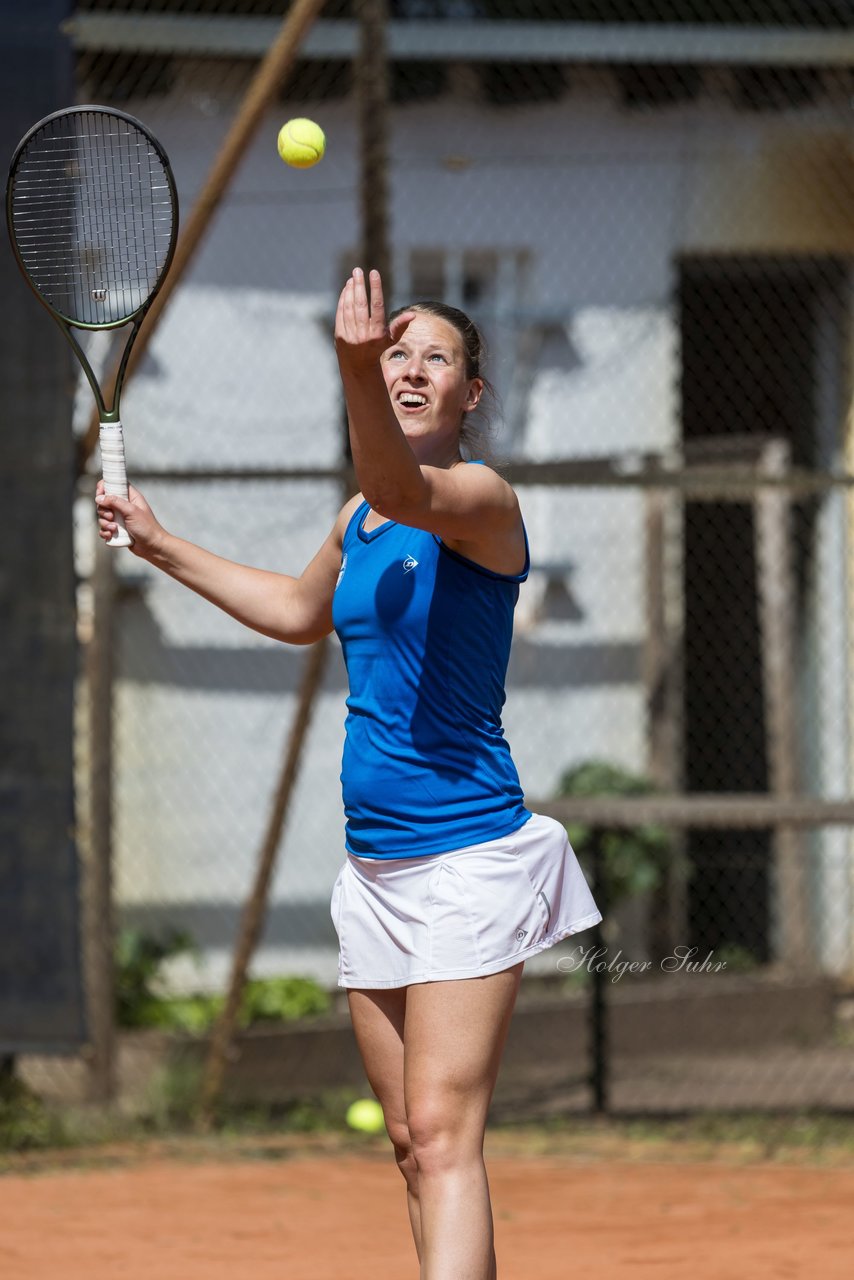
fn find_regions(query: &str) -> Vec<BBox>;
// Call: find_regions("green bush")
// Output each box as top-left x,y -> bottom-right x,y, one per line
0,1069 -> 65,1152
115,926 -> 199,1029
239,976 -> 332,1025
557,760 -> 676,908
156,994 -> 225,1034
713,942 -> 759,973
115,928 -> 332,1033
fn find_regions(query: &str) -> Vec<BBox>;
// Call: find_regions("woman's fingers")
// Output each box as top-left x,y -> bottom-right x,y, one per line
96,499 -> 118,540
368,269 -> 387,332
350,267 -> 386,333
344,274 -> 357,334
334,267 -> 391,353
337,275 -> 359,343
96,495 -> 118,539
334,280 -> 347,338
353,267 -> 370,322
389,309 -> 416,343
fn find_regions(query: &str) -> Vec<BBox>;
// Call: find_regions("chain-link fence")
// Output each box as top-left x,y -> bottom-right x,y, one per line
12,0 -> 854,1117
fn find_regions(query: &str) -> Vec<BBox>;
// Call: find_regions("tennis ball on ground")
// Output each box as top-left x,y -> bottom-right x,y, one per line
277,117 -> 326,168
346,1097 -> 385,1134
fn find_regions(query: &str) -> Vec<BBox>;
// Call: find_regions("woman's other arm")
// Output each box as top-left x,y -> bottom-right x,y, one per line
96,484 -> 360,645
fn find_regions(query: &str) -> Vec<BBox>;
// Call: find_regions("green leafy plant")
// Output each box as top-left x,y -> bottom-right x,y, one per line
557,760 -> 675,908
0,1065 -> 65,1152
239,976 -> 332,1025
142,1060 -> 206,1131
116,928 -> 332,1033
115,926 -> 199,1029
713,942 -> 759,974
157,994 -> 226,1034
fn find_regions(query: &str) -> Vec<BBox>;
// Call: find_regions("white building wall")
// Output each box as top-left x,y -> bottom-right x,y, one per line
86,78 -> 850,985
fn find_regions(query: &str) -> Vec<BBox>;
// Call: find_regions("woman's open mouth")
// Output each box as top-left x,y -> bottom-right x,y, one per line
398,392 -> 428,412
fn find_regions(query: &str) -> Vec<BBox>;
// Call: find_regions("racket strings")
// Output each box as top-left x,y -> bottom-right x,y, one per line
9,110 -> 175,326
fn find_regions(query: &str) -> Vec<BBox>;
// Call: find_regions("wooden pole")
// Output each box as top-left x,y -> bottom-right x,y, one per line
755,438 -> 814,971
195,0 -> 372,1124
199,636 -> 330,1125
643,487 -> 686,958
77,0 -> 329,473
81,543 -> 118,1101
532,793 -> 854,829
644,487 -> 681,788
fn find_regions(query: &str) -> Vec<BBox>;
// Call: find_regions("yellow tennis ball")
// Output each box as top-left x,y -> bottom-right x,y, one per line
346,1098 -> 385,1134
277,117 -> 326,169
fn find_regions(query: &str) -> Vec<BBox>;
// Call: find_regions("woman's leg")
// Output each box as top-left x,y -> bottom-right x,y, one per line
347,986 -> 423,1258
404,963 -> 524,1280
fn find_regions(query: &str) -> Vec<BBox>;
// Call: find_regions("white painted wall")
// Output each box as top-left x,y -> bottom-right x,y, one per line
83,75 -> 851,985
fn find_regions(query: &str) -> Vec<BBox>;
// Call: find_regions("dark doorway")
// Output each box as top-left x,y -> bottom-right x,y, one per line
678,255 -> 846,962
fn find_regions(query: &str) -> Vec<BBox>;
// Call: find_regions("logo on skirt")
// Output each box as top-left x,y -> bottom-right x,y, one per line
516,928 -> 528,942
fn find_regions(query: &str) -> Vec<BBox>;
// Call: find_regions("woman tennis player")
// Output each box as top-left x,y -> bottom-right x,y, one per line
96,266 -> 602,1280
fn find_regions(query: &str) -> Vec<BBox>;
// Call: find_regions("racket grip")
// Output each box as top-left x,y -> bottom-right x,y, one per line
99,422 -> 133,548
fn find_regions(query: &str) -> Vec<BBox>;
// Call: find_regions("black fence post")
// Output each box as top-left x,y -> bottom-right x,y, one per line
588,827 -> 609,1114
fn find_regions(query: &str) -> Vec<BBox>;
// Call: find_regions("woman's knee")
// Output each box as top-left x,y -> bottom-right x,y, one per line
406,1097 -> 483,1175
386,1118 -> 419,1192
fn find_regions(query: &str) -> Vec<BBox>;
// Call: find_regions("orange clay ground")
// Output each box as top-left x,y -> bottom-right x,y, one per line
1,1127 -> 853,1279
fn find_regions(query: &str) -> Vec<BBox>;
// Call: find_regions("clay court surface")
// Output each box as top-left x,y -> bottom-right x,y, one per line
2,1130 -> 853,1279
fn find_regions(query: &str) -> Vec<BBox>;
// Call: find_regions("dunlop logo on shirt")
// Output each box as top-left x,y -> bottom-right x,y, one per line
336,553 -> 348,589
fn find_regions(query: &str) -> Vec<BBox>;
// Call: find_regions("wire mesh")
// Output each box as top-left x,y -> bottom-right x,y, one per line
16,0 -> 854,1116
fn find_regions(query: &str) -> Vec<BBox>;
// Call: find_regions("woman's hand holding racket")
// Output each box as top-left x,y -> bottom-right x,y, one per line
95,482 -> 166,559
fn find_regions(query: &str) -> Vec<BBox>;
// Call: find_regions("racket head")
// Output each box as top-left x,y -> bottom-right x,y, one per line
5,104 -> 179,331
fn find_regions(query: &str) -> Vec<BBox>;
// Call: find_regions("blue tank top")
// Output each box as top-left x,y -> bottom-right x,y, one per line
332,484 -> 532,859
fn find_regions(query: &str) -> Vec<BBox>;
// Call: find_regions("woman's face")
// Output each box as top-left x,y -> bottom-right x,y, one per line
381,313 -> 483,463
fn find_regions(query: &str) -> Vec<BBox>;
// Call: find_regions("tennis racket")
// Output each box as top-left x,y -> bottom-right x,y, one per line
5,105 -> 179,547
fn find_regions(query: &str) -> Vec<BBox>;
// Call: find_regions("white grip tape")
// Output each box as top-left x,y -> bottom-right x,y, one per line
99,423 -> 133,548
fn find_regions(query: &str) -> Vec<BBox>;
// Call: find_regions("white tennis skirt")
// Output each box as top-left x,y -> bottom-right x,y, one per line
329,812 -> 602,989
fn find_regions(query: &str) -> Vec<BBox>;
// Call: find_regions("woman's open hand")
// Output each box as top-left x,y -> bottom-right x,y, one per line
334,268 -> 414,373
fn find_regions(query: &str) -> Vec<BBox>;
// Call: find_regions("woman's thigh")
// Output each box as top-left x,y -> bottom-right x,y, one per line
347,986 -> 408,1135
403,964 -> 524,1138
348,963 -> 523,1138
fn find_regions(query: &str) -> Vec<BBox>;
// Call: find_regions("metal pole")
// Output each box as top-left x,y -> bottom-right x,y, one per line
356,0 -> 392,292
